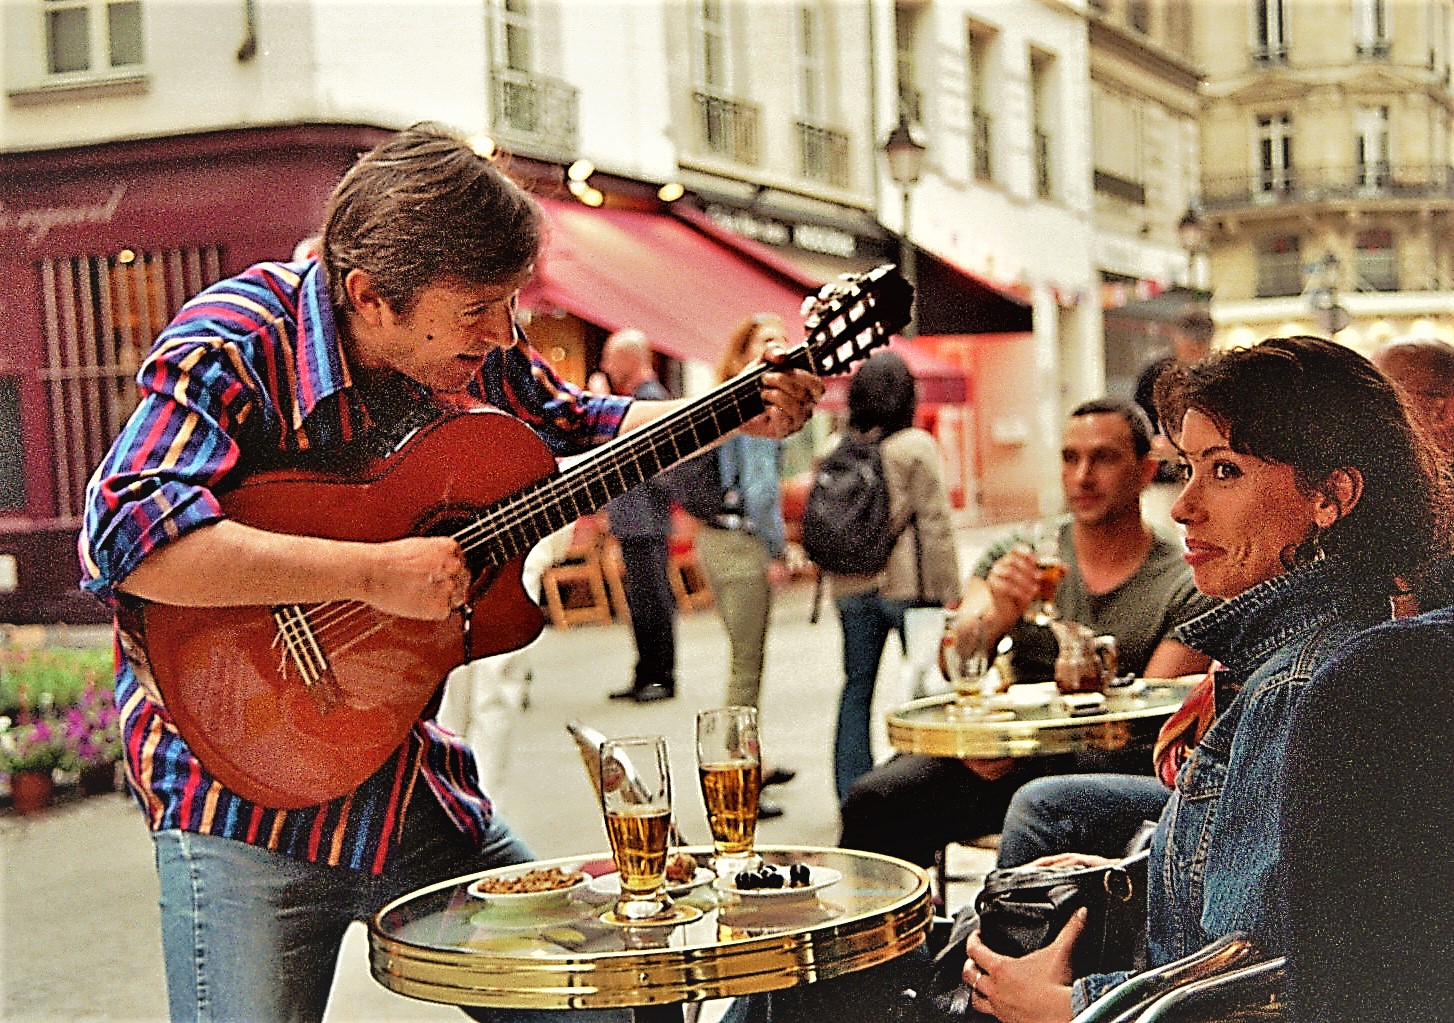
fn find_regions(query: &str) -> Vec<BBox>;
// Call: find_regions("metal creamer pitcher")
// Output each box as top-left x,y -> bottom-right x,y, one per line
1049,619 -> 1119,694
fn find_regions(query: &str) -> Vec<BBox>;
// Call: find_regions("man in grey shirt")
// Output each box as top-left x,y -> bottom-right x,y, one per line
838,398 -> 1217,869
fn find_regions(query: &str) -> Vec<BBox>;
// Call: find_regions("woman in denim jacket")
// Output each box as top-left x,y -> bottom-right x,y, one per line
960,336 -> 1452,1023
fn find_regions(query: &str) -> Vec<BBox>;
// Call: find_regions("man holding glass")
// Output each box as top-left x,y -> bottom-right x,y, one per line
838,398 -> 1216,870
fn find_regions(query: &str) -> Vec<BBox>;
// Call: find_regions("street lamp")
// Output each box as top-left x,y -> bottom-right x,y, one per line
1308,251 -> 1350,335
1177,207 -> 1207,289
882,115 -> 926,335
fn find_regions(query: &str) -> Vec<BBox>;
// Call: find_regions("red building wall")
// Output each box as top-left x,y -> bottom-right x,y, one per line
0,124 -> 389,623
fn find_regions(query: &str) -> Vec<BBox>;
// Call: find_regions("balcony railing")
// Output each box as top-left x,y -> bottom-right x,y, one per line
1203,163 -> 1454,211
491,69 -> 579,156
797,121 -> 850,188
693,91 -> 760,165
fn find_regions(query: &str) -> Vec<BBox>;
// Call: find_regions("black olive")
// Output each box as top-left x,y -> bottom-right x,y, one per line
789,863 -> 811,887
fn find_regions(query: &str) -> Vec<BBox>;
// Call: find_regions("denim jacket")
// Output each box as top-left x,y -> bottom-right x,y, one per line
1073,559 -> 1390,1012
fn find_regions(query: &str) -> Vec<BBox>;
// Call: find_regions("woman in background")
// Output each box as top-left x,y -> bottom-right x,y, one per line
826,350 -> 961,804
692,314 -> 797,810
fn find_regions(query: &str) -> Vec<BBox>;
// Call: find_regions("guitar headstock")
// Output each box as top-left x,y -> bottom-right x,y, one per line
799,264 -> 914,377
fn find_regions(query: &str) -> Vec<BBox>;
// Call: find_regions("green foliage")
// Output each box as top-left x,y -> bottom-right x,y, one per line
0,648 -> 112,719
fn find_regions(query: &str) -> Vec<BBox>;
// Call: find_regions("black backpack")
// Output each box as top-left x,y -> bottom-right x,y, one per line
800,431 -> 904,575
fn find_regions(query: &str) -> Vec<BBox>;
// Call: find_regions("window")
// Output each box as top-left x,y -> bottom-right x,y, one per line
1355,106 -> 1390,189
1253,0 -> 1287,64
0,378 -> 23,511
696,0 -> 729,92
1257,112 -> 1294,197
1255,234 -> 1303,297
691,0 -> 756,162
43,0 -> 143,77
1355,228 -> 1399,291
796,3 -> 826,124
1092,84 -> 1146,203
794,3 -> 848,188
1354,0 -> 1389,57
894,3 -> 922,124
1030,49 -> 1057,199
498,0 -> 533,72
40,245 -> 221,519
967,23 -> 995,182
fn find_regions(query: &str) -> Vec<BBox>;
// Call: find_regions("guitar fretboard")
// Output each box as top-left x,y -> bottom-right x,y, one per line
447,262 -> 910,568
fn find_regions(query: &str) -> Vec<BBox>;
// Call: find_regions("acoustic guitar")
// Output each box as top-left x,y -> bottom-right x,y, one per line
137,265 -> 912,808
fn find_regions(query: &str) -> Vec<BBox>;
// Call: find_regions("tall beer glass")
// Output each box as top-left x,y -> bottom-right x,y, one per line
695,706 -> 762,876
599,735 -> 674,920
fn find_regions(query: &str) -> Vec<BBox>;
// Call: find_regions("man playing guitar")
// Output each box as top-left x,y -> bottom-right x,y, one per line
80,123 -> 823,1023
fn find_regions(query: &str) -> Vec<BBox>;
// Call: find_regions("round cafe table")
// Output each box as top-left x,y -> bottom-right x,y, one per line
369,844 -> 931,1020
886,679 -> 1196,759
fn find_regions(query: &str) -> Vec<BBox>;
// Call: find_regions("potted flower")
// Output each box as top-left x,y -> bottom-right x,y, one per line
62,681 -> 123,795
1,713 -> 76,813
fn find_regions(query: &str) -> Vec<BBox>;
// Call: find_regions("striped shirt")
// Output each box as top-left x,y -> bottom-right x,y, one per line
80,261 -> 631,873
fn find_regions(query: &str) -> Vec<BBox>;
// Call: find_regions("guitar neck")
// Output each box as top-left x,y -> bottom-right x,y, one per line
449,263 -> 910,567
457,355 -> 779,566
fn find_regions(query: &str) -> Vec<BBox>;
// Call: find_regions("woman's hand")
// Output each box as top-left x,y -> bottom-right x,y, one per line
1025,853 -> 1117,870
964,908 -> 1085,1023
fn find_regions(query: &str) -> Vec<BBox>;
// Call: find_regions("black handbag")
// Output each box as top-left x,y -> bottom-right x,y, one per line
899,851 -> 1150,1022
976,849 -> 1149,978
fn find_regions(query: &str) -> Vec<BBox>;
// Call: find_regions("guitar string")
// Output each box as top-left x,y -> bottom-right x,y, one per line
268,285 -> 889,673
273,372 -> 767,663
273,299 -> 883,668
272,293 -> 888,669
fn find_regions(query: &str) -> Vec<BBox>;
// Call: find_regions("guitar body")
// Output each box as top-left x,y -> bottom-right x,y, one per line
141,409 -> 555,808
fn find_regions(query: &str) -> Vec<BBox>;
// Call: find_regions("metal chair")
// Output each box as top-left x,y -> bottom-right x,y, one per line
564,720 -> 687,847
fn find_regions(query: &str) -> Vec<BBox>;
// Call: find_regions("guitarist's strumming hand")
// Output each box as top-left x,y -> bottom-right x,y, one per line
741,344 -> 824,440
361,535 -> 471,621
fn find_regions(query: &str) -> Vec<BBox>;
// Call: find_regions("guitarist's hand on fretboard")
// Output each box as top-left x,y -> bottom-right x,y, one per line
740,343 -> 825,439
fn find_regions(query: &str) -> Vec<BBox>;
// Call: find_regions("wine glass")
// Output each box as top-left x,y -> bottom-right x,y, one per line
695,707 -> 763,877
940,612 -> 992,718
599,735 -> 676,921
1025,522 -> 1067,626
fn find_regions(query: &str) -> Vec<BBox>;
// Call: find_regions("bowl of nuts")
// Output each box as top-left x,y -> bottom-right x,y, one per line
466,866 -> 592,909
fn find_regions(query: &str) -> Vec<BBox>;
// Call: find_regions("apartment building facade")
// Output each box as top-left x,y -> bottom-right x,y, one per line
1192,0 -> 1454,355
0,0 -> 1108,621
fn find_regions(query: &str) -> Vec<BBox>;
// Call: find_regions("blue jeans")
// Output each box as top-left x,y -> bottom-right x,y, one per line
154,795 -> 629,1023
833,590 -> 910,803
996,773 -> 1170,868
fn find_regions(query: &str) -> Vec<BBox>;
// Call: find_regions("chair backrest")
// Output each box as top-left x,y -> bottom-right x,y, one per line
1068,932 -> 1262,1023
1129,955 -> 1285,1023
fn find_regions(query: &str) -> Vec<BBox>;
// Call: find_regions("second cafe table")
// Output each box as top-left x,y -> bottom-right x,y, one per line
369,844 -> 932,1019
887,679 -> 1196,759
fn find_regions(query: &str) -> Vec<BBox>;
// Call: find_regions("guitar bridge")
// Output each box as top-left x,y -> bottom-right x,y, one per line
271,604 -> 342,714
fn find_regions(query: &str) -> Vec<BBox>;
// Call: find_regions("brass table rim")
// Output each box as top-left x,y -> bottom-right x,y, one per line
369,844 -> 932,1009
886,680 -> 1195,759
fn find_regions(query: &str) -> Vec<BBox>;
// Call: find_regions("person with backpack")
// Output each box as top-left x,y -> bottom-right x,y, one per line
816,350 -> 962,802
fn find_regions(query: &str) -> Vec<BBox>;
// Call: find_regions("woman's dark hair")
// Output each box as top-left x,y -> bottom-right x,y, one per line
1154,334 -> 1452,585
847,350 -> 917,436
322,123 -> 542,314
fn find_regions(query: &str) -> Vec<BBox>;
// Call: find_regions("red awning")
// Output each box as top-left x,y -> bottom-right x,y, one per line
818,338 -> 968,411
520,196 -> 819,363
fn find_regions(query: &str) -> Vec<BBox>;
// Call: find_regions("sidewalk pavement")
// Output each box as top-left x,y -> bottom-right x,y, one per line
1,522 -> 1005,1022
